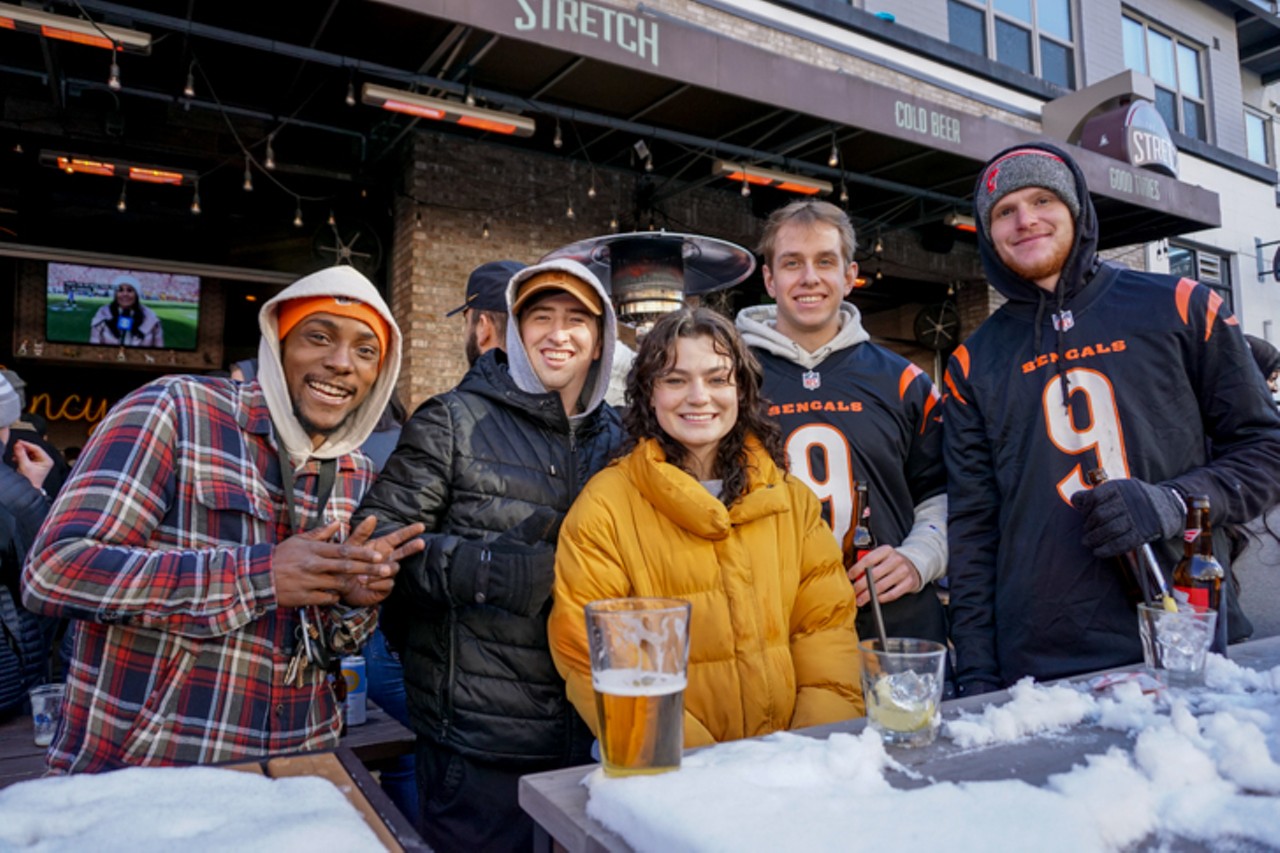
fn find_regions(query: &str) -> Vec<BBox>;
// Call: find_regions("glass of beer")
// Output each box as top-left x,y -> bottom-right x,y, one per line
585,597 -> 691,777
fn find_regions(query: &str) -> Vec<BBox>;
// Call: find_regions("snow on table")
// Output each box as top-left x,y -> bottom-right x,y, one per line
584,654 -> 1280,852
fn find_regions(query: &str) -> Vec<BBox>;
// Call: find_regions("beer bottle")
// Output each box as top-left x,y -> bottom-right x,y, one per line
847,481 -> 876,565
1181,495 -> 1228,654
1085,468 -> 1148,606
1172,499 -> 1207,608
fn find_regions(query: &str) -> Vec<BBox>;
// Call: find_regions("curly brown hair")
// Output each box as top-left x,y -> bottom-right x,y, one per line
623,307 -> 786,506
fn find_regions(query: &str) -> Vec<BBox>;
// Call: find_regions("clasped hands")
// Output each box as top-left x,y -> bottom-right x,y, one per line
273,516 -> 425,609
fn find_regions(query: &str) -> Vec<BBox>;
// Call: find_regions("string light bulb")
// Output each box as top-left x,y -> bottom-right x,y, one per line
553,120 -> 563,149
327,210 -> 336,227
481,220 -> 491,239
345,79 -> 356,107
464,81 -> 476,107
740,181 -> 750,197
874,235 -> 884,254
190,182 -> 201,215
116,182 -> 127,212
264,134 -> 276,171
828,135 -> 839,168
183,63 -> 195,98
609,212 -> 619,232
242,160 -> 253,192
839,181 -> 849,204
587,175 -> 597,200
108,59 -> 121,91
293,201 -> 303,228
875,267 -> 883,281
566,196 -> 575,220
644,153 -> 654,173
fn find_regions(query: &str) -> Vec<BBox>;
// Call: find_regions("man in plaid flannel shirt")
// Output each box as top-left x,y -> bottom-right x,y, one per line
22,266 -> 424,773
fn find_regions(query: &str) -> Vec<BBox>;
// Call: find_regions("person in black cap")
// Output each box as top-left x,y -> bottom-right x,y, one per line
945,142 -> 1280,694
446,260 -> 525,367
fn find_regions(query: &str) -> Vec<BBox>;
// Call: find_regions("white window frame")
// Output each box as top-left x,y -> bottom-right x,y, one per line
1121,13 -> 1210,142
1245,106 -> 1274,166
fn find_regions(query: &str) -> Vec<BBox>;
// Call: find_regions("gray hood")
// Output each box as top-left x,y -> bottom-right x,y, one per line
503,257 -> 617,421
257,266 -> 402,468
735,302 -> 869,370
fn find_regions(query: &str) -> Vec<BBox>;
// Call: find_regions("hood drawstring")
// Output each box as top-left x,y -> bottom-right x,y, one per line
1054,278 -> 1071,411
1032,289 -> 1047,358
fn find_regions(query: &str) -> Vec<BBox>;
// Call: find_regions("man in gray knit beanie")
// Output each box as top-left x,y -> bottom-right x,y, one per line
973,146 -> 1081,239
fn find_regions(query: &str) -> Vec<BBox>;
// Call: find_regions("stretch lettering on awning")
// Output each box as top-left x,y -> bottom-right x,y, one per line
514,0 -> 658,67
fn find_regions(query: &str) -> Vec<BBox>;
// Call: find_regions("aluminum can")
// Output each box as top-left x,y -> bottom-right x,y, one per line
340,655 -> 367,726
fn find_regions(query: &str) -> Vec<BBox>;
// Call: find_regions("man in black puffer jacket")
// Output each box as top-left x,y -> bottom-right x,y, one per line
355,257 -> 624,852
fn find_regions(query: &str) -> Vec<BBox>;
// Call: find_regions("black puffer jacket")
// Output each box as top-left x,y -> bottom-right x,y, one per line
357,349 -> 624,767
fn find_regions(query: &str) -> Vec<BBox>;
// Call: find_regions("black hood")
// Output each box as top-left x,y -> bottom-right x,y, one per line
975,141 -> 1100,307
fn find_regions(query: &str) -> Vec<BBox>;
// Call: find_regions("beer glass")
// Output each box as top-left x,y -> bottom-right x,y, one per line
585,597 -> 691,777
859,638 -> 947,747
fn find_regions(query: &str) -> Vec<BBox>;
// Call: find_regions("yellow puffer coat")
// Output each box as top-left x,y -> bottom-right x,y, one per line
549,436 -> 863,749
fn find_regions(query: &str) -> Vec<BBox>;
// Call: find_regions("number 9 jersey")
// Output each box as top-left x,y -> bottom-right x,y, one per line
945,268 -> 1280,689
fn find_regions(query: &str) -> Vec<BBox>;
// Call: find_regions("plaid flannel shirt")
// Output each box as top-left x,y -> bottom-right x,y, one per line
22,376 -> 377,772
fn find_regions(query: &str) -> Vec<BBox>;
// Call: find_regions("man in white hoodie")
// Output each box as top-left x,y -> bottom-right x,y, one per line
736,200 -> 949,645
23,266 -> 424,773
356,258 -> 625,852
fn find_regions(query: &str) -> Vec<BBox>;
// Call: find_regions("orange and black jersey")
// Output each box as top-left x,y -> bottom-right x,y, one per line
754,340 -> 946,643
945,264 -> 1280,690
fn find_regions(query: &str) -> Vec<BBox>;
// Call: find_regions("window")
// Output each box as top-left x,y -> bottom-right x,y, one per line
1246,108 -> 1274,166
1122,15 -> 1208,141
947,0 -> 1075,87
1168,243 -> 1233,313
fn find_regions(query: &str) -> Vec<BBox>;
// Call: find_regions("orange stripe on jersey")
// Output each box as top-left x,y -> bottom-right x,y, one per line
898,363 -> 923,401
920,387 -> 940,433
1204,290 -> 1223,341
944,368 -> 967,406
953,344 -> 971,379
1175,278 -> 1197,325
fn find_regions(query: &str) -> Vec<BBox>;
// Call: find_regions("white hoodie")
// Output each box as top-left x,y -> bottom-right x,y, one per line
256,266 -> 402,469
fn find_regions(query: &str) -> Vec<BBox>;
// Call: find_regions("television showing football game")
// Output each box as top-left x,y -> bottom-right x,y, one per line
46,262 -> 201,350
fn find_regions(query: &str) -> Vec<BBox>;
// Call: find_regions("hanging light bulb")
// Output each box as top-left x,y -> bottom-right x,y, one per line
12,143 -> 22,155
740,181 -> 750,198
183,63 -> 195,98
345,79 -> 356,107
116,182 -> 127,212
242,160 -> 253,192
587,177 -> 597,200
644,154 -> 654,173
190,182 -> 201,215
828,136 -> 839,168
875,267 -> 883,281
566,196 -> 575,220
108,59 -> 121,91
293,200 -> 304,228
327,210 -> 336,227
874,235 -> 884,255
609,212 -> 619,232
464,82 -> 476,107
553,120 -> 563,149
839,182 -> 849,204
481,220 -> 491,239
265,134 -> 276,171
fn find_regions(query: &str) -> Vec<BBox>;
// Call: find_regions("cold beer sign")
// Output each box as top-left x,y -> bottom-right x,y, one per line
1080,100 -> 1179,178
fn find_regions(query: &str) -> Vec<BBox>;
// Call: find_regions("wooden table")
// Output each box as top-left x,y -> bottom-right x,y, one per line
519,636 -> 1280,853
0,698 -> 415,791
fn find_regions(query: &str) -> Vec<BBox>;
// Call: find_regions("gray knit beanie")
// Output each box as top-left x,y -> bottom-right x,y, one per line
0,374 -> 20,429
974,147 -> 1081,238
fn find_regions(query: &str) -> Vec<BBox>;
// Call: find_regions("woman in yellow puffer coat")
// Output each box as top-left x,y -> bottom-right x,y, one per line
548,307 -> 863,750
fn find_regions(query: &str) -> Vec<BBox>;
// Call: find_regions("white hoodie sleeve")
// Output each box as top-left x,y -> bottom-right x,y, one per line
894,493 -> 948,587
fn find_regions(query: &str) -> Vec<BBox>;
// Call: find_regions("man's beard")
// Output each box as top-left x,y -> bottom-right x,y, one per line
291,397 -> 348,439
1010,250 -> 1070,284
465,330 -> 482,367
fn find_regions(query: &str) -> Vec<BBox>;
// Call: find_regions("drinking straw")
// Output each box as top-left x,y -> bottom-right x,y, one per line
863,567 -> 890,650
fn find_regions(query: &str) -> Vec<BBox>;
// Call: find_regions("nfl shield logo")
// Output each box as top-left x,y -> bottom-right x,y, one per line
1052,310 -> 1074,332
802,370 -> 821,391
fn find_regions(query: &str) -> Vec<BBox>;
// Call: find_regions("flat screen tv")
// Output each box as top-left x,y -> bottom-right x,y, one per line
46,262 -> 201,350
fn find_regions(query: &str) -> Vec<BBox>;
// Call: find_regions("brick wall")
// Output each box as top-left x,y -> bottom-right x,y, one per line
391,131 -> 761,407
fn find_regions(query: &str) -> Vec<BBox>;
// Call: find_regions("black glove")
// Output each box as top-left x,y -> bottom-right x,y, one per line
1070,478 -> 1184,559
450,511 -> 559,617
